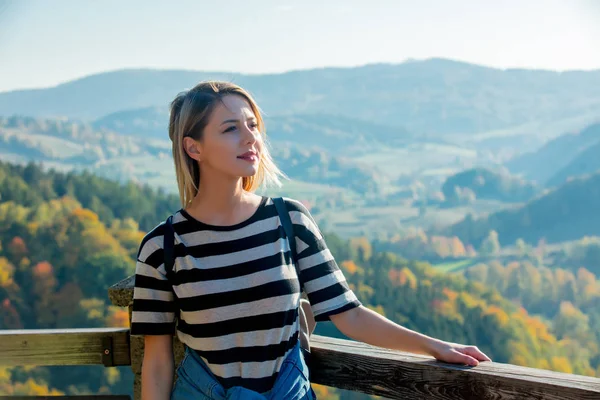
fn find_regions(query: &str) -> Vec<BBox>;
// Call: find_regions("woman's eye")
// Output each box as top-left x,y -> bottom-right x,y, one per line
250,123 -> 259,129
224,126 -> 236,133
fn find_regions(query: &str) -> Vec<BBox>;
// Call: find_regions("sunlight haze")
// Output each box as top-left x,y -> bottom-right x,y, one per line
0,0 -> 599,92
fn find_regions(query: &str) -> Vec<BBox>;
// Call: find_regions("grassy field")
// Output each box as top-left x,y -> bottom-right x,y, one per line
310,200 -> 510,239
432,259 -> 478,273
354,143 -> 478,178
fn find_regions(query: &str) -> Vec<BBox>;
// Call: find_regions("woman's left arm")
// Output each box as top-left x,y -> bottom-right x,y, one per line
330,305 -> 492,366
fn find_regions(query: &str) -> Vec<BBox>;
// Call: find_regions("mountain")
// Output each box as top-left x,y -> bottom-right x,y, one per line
546,140 -> 600,188
441,171 -> 600,246
0,69 -> 236,120
93,106 -> 170,139
3,59 -> 600,138
505,122 -> 600,184
441,167 -> 539,204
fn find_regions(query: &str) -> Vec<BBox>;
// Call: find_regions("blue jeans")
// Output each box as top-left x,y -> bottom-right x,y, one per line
171,340 -> 317,400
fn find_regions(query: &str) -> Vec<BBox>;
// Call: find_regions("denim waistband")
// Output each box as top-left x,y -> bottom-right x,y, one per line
170,339 -> 316,400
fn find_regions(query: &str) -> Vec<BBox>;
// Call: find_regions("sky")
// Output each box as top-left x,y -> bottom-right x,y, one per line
0,0 -> 599,93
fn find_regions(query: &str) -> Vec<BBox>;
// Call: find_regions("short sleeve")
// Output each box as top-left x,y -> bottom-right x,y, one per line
284,198 -> 362,322
130,228 -> 177,336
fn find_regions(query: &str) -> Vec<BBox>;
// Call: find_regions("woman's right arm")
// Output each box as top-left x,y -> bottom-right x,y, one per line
141,335 -> 175,400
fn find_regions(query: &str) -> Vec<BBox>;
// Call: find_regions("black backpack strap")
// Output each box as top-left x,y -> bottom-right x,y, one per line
273,197 -> 301,287
274,197 -> 313,355
163,215 -> 181,322
163,215 -> 176,281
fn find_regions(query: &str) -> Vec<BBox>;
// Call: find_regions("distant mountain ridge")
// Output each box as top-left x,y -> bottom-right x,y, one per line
505,122 -> 600,184
2,58 -> 600,137
546,139 -> 600,187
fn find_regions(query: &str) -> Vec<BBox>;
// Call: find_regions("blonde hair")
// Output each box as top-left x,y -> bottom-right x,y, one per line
168,81 -> 284,207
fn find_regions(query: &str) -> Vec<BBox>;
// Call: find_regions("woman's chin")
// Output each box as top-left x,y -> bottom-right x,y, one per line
238,166 -> 259,177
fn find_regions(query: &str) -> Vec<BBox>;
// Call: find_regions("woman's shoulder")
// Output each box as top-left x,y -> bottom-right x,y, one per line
280,196 -> 310,214
277,196 -> 319,228
136,215 -> 176,262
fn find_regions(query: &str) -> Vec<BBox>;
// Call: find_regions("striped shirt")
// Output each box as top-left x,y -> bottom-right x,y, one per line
130,196 -> 361,392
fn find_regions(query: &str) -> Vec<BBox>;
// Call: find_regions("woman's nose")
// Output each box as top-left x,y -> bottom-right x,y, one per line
242,124 -> 257,143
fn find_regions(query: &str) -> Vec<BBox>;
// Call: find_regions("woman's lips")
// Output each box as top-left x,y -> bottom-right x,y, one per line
237,152 -> 258,162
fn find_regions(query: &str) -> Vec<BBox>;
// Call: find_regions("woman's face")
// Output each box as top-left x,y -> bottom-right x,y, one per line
186,94 -> 263,182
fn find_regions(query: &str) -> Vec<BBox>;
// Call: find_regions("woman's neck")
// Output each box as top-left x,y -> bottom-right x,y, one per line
185,174 -> 261,226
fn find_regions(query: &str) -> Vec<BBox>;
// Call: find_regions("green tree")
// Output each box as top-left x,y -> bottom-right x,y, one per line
480,230 -> 501,255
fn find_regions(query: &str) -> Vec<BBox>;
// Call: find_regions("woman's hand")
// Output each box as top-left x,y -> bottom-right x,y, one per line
429,340 -> 492,366
331,306 -> 494,366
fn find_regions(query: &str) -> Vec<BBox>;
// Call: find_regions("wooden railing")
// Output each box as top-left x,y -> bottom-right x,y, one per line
2,328 -> 600,399
0,276 -> 598,400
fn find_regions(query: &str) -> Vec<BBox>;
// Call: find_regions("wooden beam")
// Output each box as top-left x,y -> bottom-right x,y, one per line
3,327 -> 599,399
309,335 -> 600,400
0,328 -> 130,367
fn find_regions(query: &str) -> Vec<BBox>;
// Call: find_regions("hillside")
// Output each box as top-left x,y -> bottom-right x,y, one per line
442,171 -> 600,247
274,146 -> 391,196
93,106 -> 170,139
441,167 -> 538,204
2,59 -> 600,138
505,122 -> 600,184
546,140 -> 600,188
0,160 -> 179,231
0,115 -> 390,196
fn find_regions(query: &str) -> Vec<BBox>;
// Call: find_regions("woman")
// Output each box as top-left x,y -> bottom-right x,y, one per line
130,81 -> 491,400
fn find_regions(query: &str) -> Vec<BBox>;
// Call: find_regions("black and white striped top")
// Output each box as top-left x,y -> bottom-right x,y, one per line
130,196 -> 361,392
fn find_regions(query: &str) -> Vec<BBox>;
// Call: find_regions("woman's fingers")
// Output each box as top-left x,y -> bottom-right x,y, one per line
455,351 -> 480,366
464,346 -> 492,362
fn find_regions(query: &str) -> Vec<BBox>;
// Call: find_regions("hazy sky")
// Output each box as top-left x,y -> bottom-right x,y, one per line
0,0 -> 599,92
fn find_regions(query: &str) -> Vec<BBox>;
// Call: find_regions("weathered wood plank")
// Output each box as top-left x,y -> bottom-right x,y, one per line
3,327 -> 599,399
0,328 -> 130,367
309,335 -> 600,400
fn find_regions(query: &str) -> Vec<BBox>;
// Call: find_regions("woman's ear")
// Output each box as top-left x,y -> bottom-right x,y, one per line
183,137 -> 202,162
